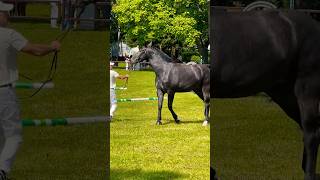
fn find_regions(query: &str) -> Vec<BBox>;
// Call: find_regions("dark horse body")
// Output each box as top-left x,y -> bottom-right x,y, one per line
211,8 -> 320,179
132,47 -> 210,125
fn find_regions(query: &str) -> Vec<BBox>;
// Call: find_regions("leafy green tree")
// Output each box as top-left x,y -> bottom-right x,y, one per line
113,0 -> 209,63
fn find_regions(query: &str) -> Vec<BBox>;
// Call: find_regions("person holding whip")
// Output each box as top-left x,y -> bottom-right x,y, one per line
0,2 -> 60,179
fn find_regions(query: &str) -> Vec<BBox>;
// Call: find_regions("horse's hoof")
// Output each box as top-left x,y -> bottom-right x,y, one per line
202,120 -> 209,126
175,119 -> 180,124
210,167 -> 218,180
156,121 -> 162,125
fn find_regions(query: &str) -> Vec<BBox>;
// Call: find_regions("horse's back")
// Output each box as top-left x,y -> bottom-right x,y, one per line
211,9 -> 320,98
157,63 -> 209,92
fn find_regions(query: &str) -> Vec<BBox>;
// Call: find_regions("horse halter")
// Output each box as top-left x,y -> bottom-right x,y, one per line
135,49 -> 146,62
136,48 -> 151,65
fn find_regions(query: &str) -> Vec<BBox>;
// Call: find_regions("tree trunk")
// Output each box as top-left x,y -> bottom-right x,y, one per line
197,39 -> 209,64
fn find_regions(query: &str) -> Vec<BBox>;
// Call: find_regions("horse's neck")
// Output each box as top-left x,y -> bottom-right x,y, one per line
149,55 -> 171,76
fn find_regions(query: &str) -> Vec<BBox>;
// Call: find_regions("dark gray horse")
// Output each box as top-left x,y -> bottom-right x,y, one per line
211,8 -> 320,180
132,47 -> 210,125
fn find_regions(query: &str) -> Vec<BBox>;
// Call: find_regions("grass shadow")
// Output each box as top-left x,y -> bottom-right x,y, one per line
179,120 -> 205,124
161,120 -> 176,125
111,118 -> 205,126
161,119 -> 205,125
110,168 -> 187,179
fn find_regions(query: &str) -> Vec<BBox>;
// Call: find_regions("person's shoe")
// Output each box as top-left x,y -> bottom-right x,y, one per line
0,170 -> 9,180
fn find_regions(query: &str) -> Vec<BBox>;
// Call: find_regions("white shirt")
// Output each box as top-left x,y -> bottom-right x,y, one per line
110,70 -> 119,89
0,27 -> 28,85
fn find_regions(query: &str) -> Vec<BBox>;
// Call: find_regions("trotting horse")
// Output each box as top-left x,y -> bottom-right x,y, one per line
211,8 -> 320,180
131,47 -> 210,126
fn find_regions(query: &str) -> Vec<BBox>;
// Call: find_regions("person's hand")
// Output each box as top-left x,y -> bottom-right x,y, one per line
51,40 -> 61,51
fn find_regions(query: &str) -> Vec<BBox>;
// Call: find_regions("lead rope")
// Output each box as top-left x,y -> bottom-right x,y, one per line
19,29 -> 71,99
26,51 -> 58,98
119,77 -> 128,90
124,77 -> 128,88
19,0 -> 88,99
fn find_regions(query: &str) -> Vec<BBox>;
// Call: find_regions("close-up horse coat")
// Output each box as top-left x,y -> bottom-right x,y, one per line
211,7 -> 320,180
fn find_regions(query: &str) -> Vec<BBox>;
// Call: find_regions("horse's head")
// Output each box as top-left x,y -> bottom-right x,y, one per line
131,48 -> 151,64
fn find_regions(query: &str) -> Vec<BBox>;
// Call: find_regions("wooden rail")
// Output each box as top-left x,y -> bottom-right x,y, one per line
10,16 -> 110,22
5,0 -> 111,26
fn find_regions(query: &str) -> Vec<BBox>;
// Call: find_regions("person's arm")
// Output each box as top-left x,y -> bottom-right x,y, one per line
21,40 -> 61,56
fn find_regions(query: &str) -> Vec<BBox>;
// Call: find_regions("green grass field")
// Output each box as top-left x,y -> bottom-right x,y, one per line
7,12 -> 108,179
110,66 -> 210,179
11,4 -> 316,180
211,97 -> 311,179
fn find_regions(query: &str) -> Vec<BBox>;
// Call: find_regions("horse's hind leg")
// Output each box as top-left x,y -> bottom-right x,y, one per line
295,80 -> 320,180
193,89 -> 209,126
266,88 -> 312,175
167,91 -> 179,123
299,98 -> 320,180
156,89 -> 164,125
202,83 -> 210,126
203,97 -> 210,126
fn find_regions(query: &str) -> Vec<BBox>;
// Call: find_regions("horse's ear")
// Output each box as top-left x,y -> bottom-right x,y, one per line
147,41 -> 153,48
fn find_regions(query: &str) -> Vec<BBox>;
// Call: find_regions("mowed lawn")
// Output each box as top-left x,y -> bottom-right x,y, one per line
7,18 -> 108,179
110,67 -> 210,179
210,97 -> 316,179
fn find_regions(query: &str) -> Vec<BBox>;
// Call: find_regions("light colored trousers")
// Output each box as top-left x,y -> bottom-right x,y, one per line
110,89 -> 117,117
0,86 -> 22,173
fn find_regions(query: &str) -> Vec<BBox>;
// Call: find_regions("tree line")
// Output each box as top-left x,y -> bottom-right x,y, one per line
112,0 -> 320,64
112,0 -> 209,64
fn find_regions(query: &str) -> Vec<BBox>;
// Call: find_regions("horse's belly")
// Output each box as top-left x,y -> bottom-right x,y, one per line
212,67 -> 288,98
163,84 -> 197,92
159,74 -> 202,92
212,83 -> 264,98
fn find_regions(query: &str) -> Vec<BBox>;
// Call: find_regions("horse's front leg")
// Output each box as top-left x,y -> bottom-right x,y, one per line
168,91 -> 179,123
156,89 -> 164,125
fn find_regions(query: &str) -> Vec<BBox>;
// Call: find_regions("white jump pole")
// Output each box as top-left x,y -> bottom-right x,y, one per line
116,97 -> 158,102
22,116 -> 109,127
14,82 -> 54,89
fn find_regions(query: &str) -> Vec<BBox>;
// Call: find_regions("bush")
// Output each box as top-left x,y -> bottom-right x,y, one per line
190,55 -> 201,64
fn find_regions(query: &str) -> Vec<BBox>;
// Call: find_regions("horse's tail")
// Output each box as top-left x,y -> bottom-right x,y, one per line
200,64 -> 210,83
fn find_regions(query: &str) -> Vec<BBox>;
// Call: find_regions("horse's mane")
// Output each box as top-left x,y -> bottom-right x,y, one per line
147,47 -> 173,63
